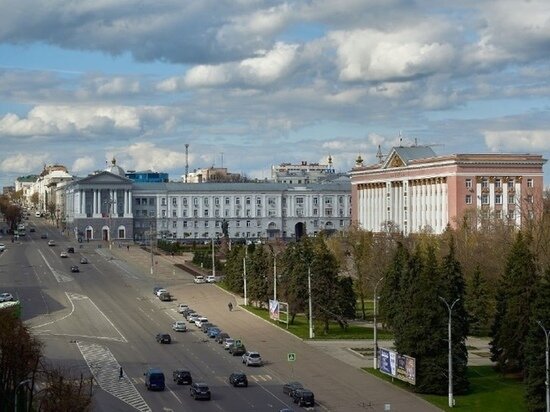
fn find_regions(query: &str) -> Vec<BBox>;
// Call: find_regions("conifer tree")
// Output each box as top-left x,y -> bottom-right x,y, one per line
222,245 -> 245,293
466,265 -> 493,336
379,242 -> 409,331
278,242 -> 309,324
490,232 -> 539,372
247,246 -> 270,307
524,268 -> 550,412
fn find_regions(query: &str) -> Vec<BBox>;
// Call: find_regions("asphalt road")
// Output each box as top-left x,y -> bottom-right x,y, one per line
0,217 -> 440,412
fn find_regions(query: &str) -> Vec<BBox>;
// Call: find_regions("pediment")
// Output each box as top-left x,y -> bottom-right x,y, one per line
74,171 -> 132,187
383,150 -> 405,169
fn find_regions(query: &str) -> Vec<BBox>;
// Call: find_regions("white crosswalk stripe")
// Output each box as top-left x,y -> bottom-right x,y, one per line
77,342 -> 151,412
249,374 -> 273,382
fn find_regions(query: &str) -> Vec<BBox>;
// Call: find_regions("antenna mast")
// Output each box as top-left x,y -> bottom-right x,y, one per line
185,144 -> 189,183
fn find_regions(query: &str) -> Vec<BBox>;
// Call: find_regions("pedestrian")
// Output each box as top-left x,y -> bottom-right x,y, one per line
228,302 -> 233,311
119,366 -> 123,380
127,245 -> 130,251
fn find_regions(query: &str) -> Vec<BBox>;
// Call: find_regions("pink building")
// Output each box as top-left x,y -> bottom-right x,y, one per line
350,146 -> 547,235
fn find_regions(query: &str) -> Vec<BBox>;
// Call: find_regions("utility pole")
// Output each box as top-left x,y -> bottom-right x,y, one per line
211,238 -> 216,277
373,277 -> 384,369
243,255 -> 248,306
440,296 -> 460,408
308,264 -> 314,339
538,321 -> 550,412
149,221 -> 154,276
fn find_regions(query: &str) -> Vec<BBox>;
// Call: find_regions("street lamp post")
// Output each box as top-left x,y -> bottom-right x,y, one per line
538,321 -> 550,412
149,222 -> 154,276
243,255 -> 248,306
211,238 -> 216,278
440,296 -> 460,408
14,378 -> 31,412
273,253 -> 277,301
373,277 -> 384,370
308,264 -> 314,339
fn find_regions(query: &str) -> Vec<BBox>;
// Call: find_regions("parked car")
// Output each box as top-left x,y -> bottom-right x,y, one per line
153,286 -> 164,295
172,321 -> 187,332
283,381 -> 304,396
201,323 -> 214,333
0,292 -> 14,302
228,372 -> 248,387
177,303 -> 189,313
159,292 -> 172,302
0,243 -> 5,252
155,288 -> 168,297
67,247 -> 75,253
242,351 -> 263,366
207,327 -> 221,338
195,317 -> 209,327
188,313 -> 200,323
223,338 -> 235,350
60,251 -> 68,258
184,310 -> 197,320
292,388 -> 315,407
229,344 -> 246,356
80,257 -> 88,264
29,227 -> 35,233
48,240 -> 55,246
206,275 -> 216,283
190,382 -> 211,400
70,265 -> 80,273
41,234 -> 48,239
215,332 -> 230,344
193,276 -> 206,284
155,333 -> 172,344
144,368 -> 165,391
173,369 -> 192,385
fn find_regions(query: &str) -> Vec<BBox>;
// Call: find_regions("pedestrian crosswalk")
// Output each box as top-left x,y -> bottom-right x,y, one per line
248,374 -> 273,382
77,342 -> 151,412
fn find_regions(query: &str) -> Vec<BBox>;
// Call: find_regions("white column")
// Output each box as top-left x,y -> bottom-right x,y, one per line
442,179 -> 448,229
489,178 -> 495,211
93,190 -> 97,216
436,179 -> 442,233
515,180 -> 522,226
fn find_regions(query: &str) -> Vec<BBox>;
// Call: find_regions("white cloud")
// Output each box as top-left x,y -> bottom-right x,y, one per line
113,142 -> 188,171
0,152 -> 49,173
484,130 -> 550,152
95,77 -> 141,96
239,43 -> 299,84
183,65 -> 230,88
72,156 -> 96,173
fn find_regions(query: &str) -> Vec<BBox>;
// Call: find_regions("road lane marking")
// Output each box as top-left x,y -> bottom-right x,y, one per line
38,249 -> 73,283
77,341 -> 151,412
82,294 -> 128,343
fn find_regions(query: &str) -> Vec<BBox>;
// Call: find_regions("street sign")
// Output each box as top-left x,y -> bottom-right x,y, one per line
287,353 -> 296,362
235,339 -> 242,348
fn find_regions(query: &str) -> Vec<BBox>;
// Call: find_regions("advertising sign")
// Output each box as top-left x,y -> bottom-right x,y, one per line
379,347 -> 416,385
269,299 -> 280,320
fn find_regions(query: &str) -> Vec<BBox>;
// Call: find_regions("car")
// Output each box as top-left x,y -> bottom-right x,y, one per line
41,234 -> 48,239
155,288 -> 168,297
67,247 -> 75,253
70,265 -> 80,273
292,388 -> 315,407
155,333 -> 172,344
48,240 -> 55,246
223,338 -> 235,350
229,344 -> 246,356
190,382 -> 211,400
29,228 -> 35,233
60,251 -> 68,258
242,351 -> 263,366
172,321 -> 187,332
184,310 -> 197,320
144,368 -> 165,391
188,313 -> 200,323
283,381 -> 304,397
201,323 -> 215,333
195,317 -> 209,327
207,327 -> 221,338
228,372 -> 248,387
177,303 -> 189,313
159,292 -> 172,301
173,369 -> 192,385
0,243 -> 5,252
194,276 -> 206,284
153,286 -> 164,295
0,292 -> 14,302
215,332 -> 230,344
206,275 -> 216,283
80,257 -> 88,264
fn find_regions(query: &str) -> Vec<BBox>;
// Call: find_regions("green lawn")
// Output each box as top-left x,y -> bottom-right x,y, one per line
366,366 -> 525,412
243,305 -> 393,340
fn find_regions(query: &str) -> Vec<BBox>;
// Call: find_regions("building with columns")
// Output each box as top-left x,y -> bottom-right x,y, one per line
350,146 -> 547,235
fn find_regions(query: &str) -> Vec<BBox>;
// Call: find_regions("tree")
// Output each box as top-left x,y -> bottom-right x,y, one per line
524,268 -> 550,412
278,242 -> 309,324
222,246 -> 245,294
379,242 -> 409,331
466,265 -> 493,336
30,192 -> 39,209
247,246 -> 270,307
335,276 -> 356,327
490,231 -> 539,372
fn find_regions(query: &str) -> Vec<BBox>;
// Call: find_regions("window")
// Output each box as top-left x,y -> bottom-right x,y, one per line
245,197 -> 251,205
508,195 -> 515,204
339,196 -> 344,204
325,208 -> 333,216
508,179 -> 515,189
246,220 -> 251,227
205,221 -> 209,228
495,194 -> 502,204
204,209 -> 209,217
183,221 -> 188,228
172,197 -> 177,206
225,197 -> 230,205
183,209 -> 187,217
296,197 -> 304,205
256,209 -> 261,216
465,195 -> 472,205
481,178 -> 488,189
172,221 -> 177,228
268,197 -> 276,207
256,197 -> 262,205
172,210 -> 177,217
495,210 -> 502,219
527,178 -> 534,188
481,194 -> 489,204
313,220 -> 318,227
313,197 -> 318,205
161,198 -> 166,206
215,197 -> 220,206
527,195 -> 534,203
256,220 -> 261,227
313,208 -> 318,215
495,179 -> 501,188
246,209 -> 251,217
193,210 -> 198,217
236,198 -> 241,205
215,209 -> 220,217
340,220 -> 344,227
136,198 -> 141,205
236,221 -> 241,227
194,221 -> 198,228
182,198 -> 188,206
204,198 -> 209,206
215,221 -> 220,228
193,197 -> 199,206
161,210 -> 166,218
508,210 -> 515,220
325,197 -> 333,204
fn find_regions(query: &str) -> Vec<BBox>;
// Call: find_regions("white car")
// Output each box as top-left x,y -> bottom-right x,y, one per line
195,317 -> 209,327
172,321 -> 187,332
223,338 -> 235,350
206,275 -> 216,283
60,251 -> 68,258
242,351 -> 263,366
0,243 -> 5,252
188,313 -> 200,323
155,288 -> 167,297
177,303 -> 189,313
194,276 -> 205,284
0,292 -> 14,302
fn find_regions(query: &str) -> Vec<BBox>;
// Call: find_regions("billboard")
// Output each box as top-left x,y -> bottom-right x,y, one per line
269,299 -> 279,320
379,347 -> 416,385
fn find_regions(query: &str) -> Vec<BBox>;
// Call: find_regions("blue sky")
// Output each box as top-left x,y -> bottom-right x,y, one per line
0,0 -> 549,187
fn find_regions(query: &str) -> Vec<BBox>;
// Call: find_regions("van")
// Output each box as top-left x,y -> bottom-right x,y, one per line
144,368 -> 165,391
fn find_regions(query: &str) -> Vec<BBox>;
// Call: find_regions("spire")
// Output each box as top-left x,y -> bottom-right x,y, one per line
376,145 -> 384,163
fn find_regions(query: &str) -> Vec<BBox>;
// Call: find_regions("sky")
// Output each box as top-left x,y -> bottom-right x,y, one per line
0,0 -> 549,188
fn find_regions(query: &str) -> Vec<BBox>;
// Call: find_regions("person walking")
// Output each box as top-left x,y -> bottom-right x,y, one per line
119,366 -> 124,380
228,302 -> 233,311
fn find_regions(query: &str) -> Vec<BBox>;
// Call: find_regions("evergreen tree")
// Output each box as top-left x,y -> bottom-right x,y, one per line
490,232 -> 539,372
222,246 -> 245,293
439,237 -> 469,395
379,242 -> 409,331
466,265 -> 493,336
336,276 -> 357,322
278,242 -> 309,324
247,246 -> 270,307
524,268 -> 550,412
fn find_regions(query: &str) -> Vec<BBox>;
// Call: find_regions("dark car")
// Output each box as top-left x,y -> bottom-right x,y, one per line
201,322 -> 214,333
228,372 -> 248,387
70,265 -> 80,273
215,332 -> 230,344
292,388 -> 315,407
173,369 -> 192,385
156,333 -> 171,344
159,292 -> 172,302
40,234 -> 48,239
29,228 -> 35,233
190,382 -> 211,400
67,247 -> 75,253
283,381 -> 304,396
144,368 -> 165,391
229,344 -> 246,356
207,327 -> 221,338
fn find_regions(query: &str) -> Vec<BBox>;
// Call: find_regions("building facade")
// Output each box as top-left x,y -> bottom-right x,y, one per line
350,146 -> 547,235
271,158 -> 336,184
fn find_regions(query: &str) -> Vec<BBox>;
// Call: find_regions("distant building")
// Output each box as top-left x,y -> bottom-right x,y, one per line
184,167 -> 242,183
126,170 -> 169,183
2,186 -> 15,195
272,157 -> 338,184
350,146 -> 547,235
